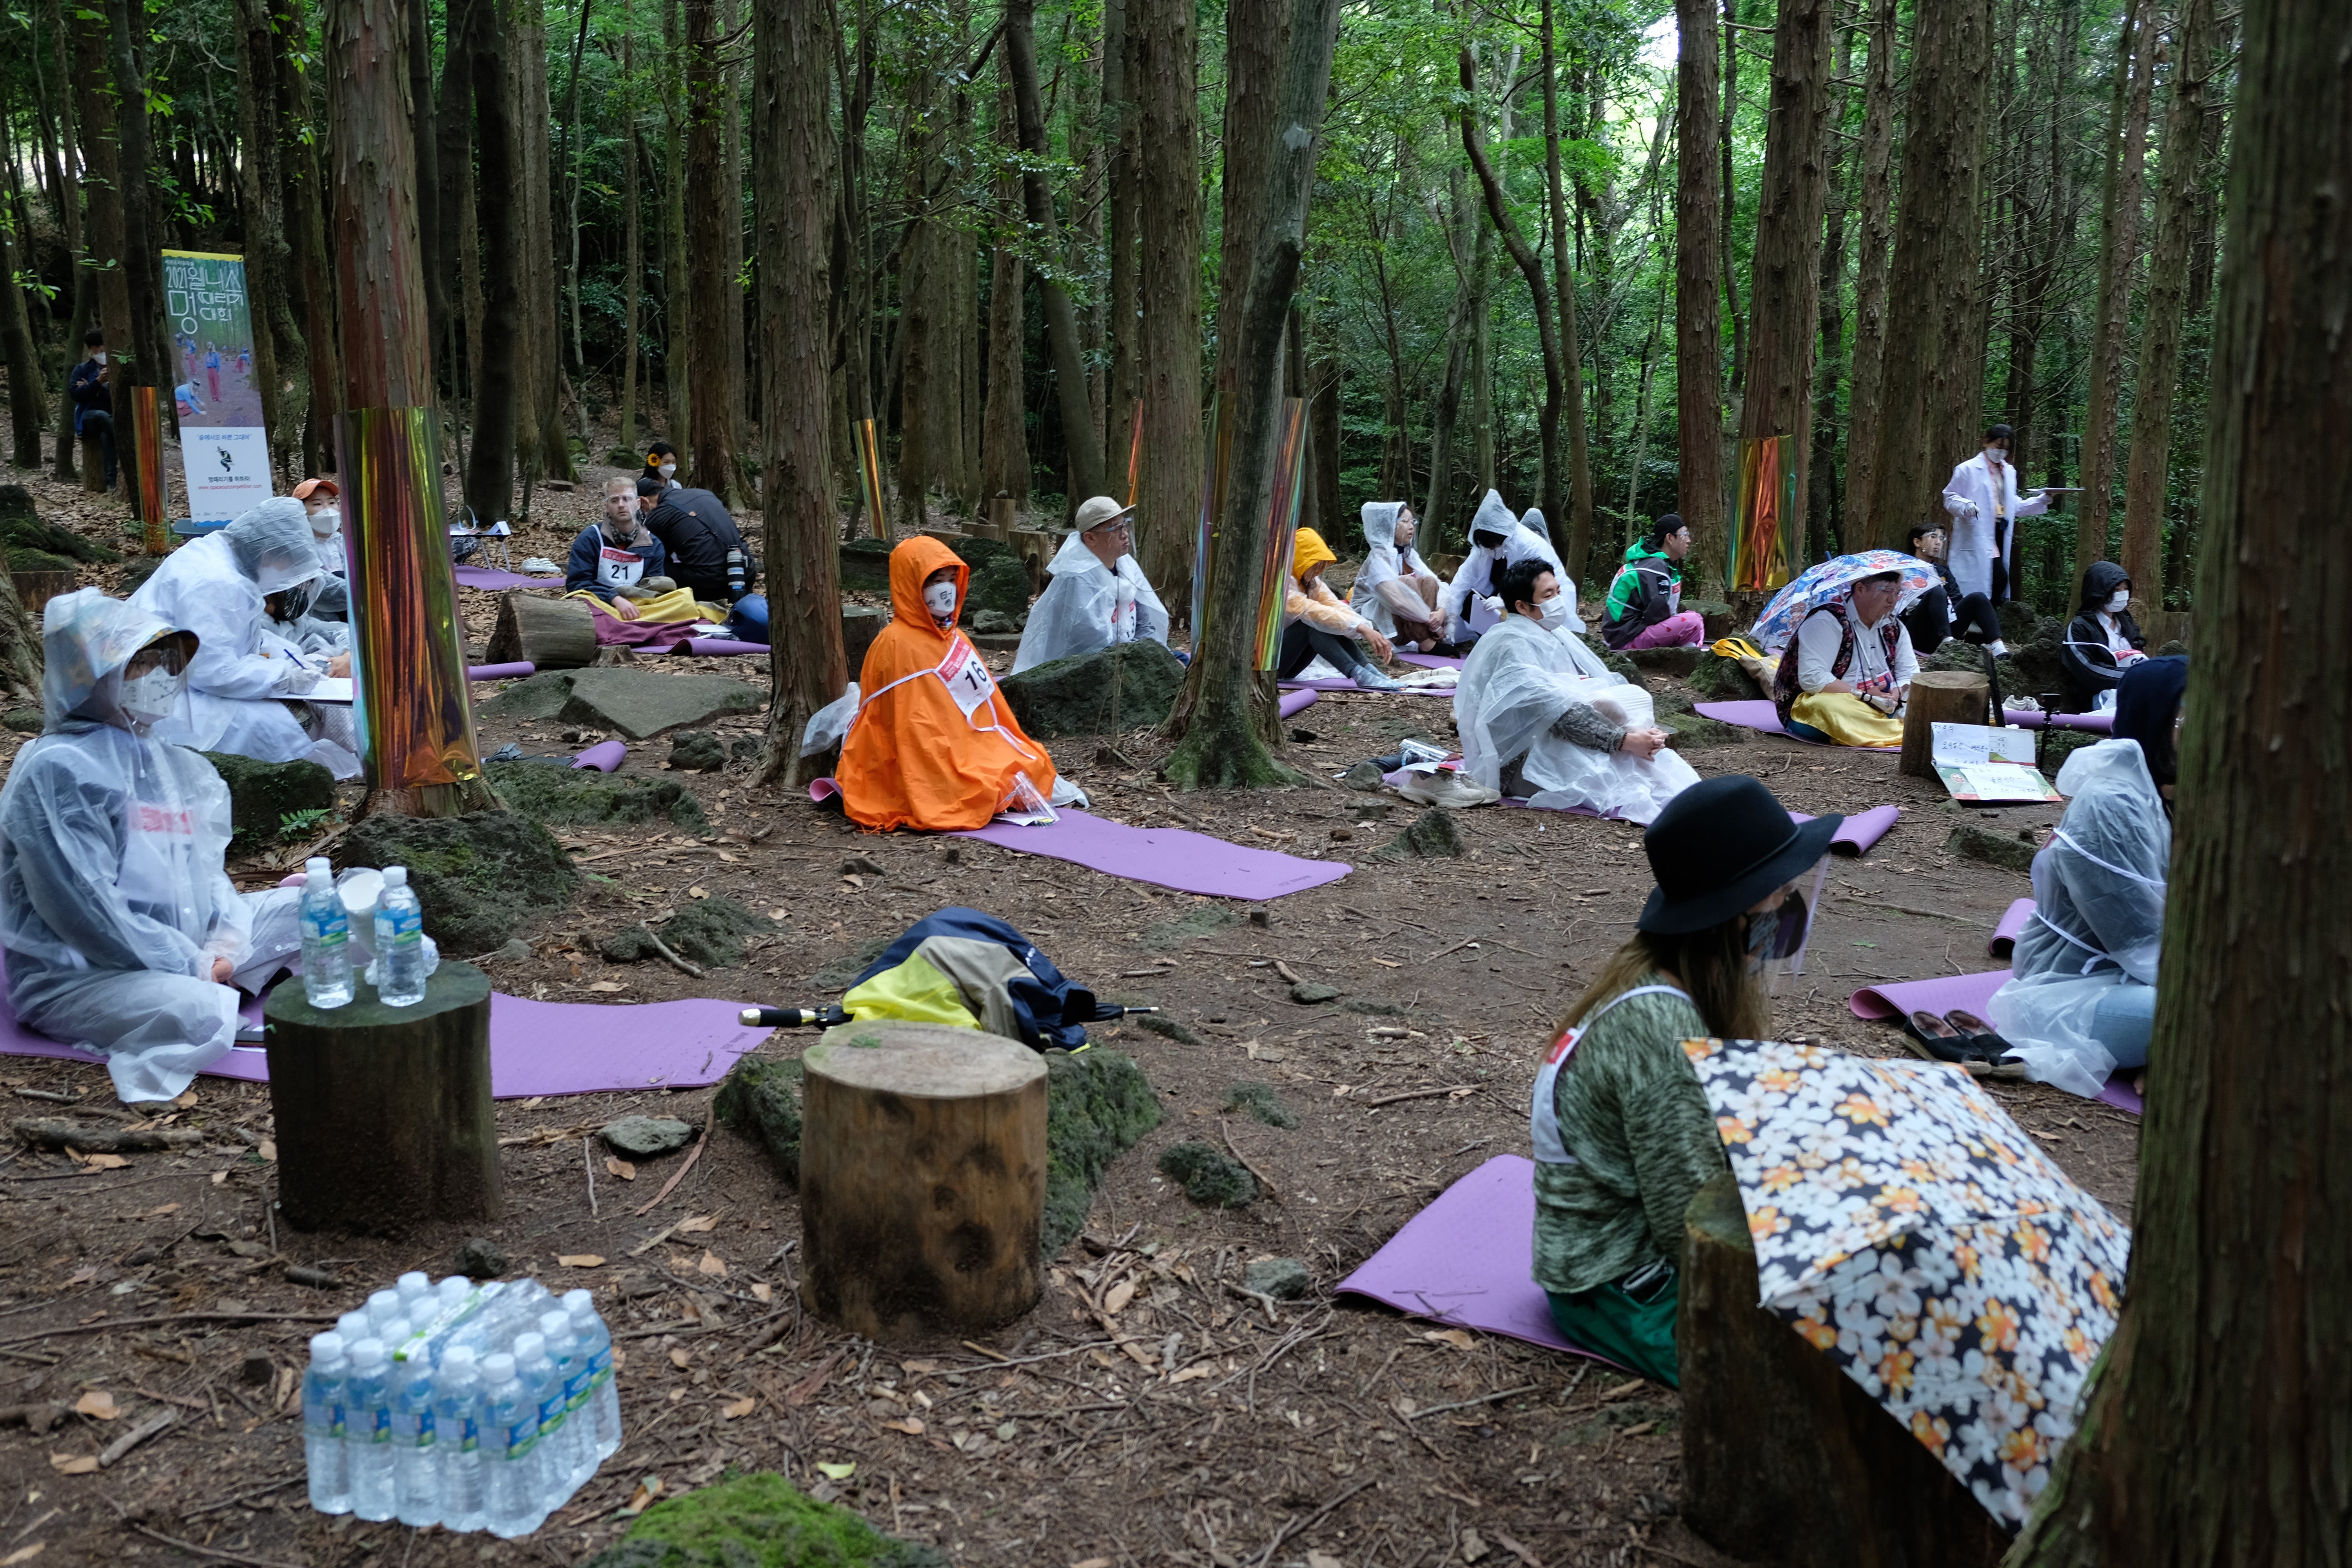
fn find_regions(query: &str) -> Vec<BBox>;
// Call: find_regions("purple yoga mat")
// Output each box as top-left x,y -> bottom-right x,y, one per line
468,661 -> 536,682
591,614 -> 704,652
1278,677 -> 1450,696
453,567 -> 557,592
955,808 -> 1349,899
1336,1154 -> 1621,1366
1847,966 -> 2141,1116
686,638 -> 768,657
1991,897 -> 2035,958
1276,689 -> 1319,719
572,740 -> 628,772
1692,699 -> 1901,752
0,978 -> 773,1100
1791,803 -> 1902,856
2003,707 -> 2113,734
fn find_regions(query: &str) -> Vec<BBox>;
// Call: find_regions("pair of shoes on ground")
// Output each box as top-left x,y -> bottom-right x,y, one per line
1396,770 -> 1500,809
1902,1009 -> 2025,1079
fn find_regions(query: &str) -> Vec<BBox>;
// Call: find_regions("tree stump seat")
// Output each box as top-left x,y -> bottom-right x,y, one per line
1900,670 -> 1994,779
78,434 -> 105,494
486,588 -> 598,669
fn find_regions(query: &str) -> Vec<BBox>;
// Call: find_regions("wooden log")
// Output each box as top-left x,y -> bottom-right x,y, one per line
485,590 -> 598,669
79,434 -> 104,494
263,960 -> 501,1234
985,493 -> 1015,541
841,603 -> 888,675
8,570 -> 75,620
1899,670 -> 1993,780
1680,1174 -> 2007,1568
1008,528 -> 1058,595
797,1020 -> 1047,1339
2137,606 -> 2191,650
11,1119 -> 202,1153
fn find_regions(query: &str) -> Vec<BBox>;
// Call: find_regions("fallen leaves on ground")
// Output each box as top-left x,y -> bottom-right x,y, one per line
605,1156 -> 637,1180
46,1455 -> 96,1475
72,1392 -> 118,1420
558,1254 -> 606,1269
720,1396 -> 756,1419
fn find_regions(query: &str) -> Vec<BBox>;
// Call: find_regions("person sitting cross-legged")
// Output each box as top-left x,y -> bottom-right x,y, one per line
1601,514 -> 1706,651
1011,495 -> 1171,675
566,476 -> 677,603
1769,569 -> 1918,748
1278,528 -> 1402,691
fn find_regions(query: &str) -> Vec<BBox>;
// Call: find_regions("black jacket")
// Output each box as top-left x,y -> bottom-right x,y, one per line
642,488 -> 757,601
2060,560 -> 2145,708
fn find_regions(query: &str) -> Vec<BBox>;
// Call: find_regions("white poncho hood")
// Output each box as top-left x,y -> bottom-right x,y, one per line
1009,530 -> 1171,675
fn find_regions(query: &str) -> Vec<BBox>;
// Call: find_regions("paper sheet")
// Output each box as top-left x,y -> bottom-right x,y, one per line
1953,762 -> 2054,802
1932,722 -> 2036,767
303,677 -> 356,704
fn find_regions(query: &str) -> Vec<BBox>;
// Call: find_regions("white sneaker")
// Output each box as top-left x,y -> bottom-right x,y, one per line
1397,771 -> 1500,809
1987,640 -> 2010,656
1352,668 -> 1404,692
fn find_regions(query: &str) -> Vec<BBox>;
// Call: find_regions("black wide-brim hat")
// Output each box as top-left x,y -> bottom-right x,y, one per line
1638,775 -> 1843,935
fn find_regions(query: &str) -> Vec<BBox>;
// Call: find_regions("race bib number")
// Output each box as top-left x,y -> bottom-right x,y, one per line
597,547 -> 646,590
940,643 -> 996,719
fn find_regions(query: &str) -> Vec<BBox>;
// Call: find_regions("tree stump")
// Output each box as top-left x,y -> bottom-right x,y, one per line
263,960 -> 501,1234
985,494 -> 1015,541
485,590 -> 598,669
798,1020 -> 1047,1339
841,604 -> 887,675
1008,528 -> 1058,594
1900,670 -> 1993,780
1680,1174 -> 2007,1568
78,435 -> 104,494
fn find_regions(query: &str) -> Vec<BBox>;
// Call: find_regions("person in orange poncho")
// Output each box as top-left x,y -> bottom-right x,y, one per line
836,537 -> 1063,831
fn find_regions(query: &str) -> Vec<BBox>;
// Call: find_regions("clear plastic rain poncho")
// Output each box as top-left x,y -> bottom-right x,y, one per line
1445,492 -> 1575,642
129,496 -> 358,778
1452,612 -> 1700,824
1347,502 -> 1442,635
1508,507 -> 1577,620
1009,530 -> 1171,675
1987,739 -> 2170,1097
0,590 -> 302,1102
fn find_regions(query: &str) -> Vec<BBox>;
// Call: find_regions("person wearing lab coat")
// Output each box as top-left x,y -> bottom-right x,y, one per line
1347,501 -> 1446,650
1940,422 -> 2048,621
1987,657 -> 2185,1099
0,592 -> 305,1103
1445,490 -> 1564,646
1010,495 -> 1171,674
128,496 -> 359,779
1454,557 -> 1699,824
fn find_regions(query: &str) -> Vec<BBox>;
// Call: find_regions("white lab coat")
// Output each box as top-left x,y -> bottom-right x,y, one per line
1009,532 -> 1171,675
1941,452 -> 2048,600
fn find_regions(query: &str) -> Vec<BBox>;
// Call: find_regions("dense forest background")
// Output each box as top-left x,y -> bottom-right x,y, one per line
0,0 -> 2229,619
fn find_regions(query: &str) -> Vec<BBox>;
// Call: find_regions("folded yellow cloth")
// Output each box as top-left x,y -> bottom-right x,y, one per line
1790,690 -> 1904,748
565,587 -> 727,624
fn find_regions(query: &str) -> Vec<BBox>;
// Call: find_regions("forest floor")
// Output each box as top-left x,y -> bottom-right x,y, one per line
0,465 -> 2143,1568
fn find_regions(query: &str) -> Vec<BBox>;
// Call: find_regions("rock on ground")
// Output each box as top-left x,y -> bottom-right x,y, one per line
1945,822 -> 2039,875
998,639 -> 1187,739
1158,1140 -> 1256,1209
601,897 -> 777,969
1243,1257 -> 1312,1300
1289,981 -> 1341,1005
601,1115 -> 695,1157
1371,806 -> 1463,860
1691,650 -> 1765,701
714,1056 -> 805,1182
480,667 -> 762,741
338,808 -> 581,953
1660,710 -> 1748,749
1223,1081 -> 1299,1129
581,1471 -> 946,1568
452,1236 -> 509,1279
486,758 -> 710,833
200,751 -> 337,854
965,555 -> 1033,618
1626,644 -> 1702,678
667,730 -> 727,771
837,538 -> 893,592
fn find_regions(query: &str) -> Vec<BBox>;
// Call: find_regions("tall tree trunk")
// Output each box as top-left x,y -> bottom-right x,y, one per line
753,0 -> 844,787
1004,0 -> 1107,505
1163,0 -> 1340,788
2009,0 -> 2351,1555
408,0 -> 444,374
436,0 -> 477,416
2003,0 -> 2079,497
1674,0 -> 1726,586
1539,0 -> 1594,583
557,0 -> 594,377
1735,0 -> 1834,563
1131,0 -> 1200,599
1719,0 -> 1744,397
680,0 -> 735,500
233,0 -> 311,484
979,74 -> 1029,512
617,29 -> 642,459
281,5 -> 341,474
2118,0 -> 2217,607
102,0 -> 169,512
722,0 -> 748,473
1862,0 -> 1993,549
46,0 -> 83,480
0,200 -> 44,466
1838,0 -> 1897,531
1103,0 -> 1139,495
463,0 -> 522,524
515,5 -> 570,486
2071,0 -> 2158,602
1462,49 -> 1564,550
1808,21 -> 1851,564
662,0 -> 691,450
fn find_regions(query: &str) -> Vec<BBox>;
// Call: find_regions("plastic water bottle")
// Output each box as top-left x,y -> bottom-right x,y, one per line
302,1332 -> 352,1515
366,1289 -> 403,1330
434,1346 -> 488,1533
389,1340 -> 439,1526
374,866 -> 427,1007
299,860 -> 352,1009
536,1309 -> 590,1490
336,1309 -> 371,1344
344,1338 -> 396,1522
396,1270 -> 434,1315
479,1352 -> 541,1538
563,1290 -> 621,1461
511,1331 -> 566,1517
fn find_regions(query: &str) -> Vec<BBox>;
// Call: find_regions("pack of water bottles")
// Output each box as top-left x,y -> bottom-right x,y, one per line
301,1271 -> 623,1537
297,857 -> 435,1009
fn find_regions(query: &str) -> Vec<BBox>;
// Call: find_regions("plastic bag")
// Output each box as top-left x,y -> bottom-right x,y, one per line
801,683 -> 860,756
333,865 -> 443,980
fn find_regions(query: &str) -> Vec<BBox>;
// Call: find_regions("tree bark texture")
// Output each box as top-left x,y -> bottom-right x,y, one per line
435,0 -> 476,406
1539,0 -> 1593,581
407,0 -> 444,375
101,0 -> 169,450
515,4 -> 570,486
0,209 -> 45,467
45,0 -> 82,479
68,14 -> 128,362
753,0 -> 846,789
2118,0 -> 2218,608
683,0 -> 735,501
1104,0 -> 1140,496
233,0 -> 312,483
1674,0 -> 1726,587
1132,0 -> 1202,603
980,78 -> 1029,511
662,0 -> 691,451
2008,0 -> 2352,1557
1862,0 -> 1993,549
617,42 -> 642,460
1808,24 -> 1851,562
1736,0 -> 1835,559
463,0 -> 521,523
1838,0 -> 1898,534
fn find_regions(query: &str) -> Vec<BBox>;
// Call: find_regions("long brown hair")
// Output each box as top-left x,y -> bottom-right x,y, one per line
1558,918 -> 1766,1044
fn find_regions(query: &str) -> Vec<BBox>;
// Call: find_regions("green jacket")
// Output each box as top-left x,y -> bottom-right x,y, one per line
1530,976 -> 1728,1295
1601,541 -> 1683,650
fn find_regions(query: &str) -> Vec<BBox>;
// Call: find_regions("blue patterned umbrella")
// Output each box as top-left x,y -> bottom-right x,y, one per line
1748,550 -> 1942,653
1682,1038 -> 2131,1530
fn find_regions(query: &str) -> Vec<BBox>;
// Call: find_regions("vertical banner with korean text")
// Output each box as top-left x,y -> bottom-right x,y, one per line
162,250 -> 273,521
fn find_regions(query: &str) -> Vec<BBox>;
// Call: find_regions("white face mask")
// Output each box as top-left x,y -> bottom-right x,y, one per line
922,581 -> 958,622
1535,595 -> 1574,628
118,666 -> 184,724
658,462 -> 677,480
310,506 -> 340,535
2105,588 -> 2131,614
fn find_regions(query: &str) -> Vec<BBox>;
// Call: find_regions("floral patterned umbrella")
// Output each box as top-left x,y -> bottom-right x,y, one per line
1746,549 -> 1943,653
1681,1038 -> 2131,1530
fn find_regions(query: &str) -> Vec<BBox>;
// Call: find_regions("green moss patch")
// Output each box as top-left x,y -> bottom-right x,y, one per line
200,751 -> 338,855
583,1472 -> 945,1568
1369,807 -> 1463,861
1045,1049 -> 1163,1255
338,808 -> 581,953
1222,1081 -> 1297,1129
999,640 -> 1187,739
714,1057 -> 805,1183
602,897 -> 776,969
1158,1140 -> 1256,1209
1140,905 -> 1235,951
486,758 -> 710,833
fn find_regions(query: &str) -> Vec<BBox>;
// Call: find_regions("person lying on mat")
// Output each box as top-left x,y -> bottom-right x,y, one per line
1769,570 -> 1918,748
1900,521 -> 2005,656
0,592 -> 309,1104
2059,560 -> 2148,713
1011,494 -> 1171,675
1988,656 -> 2184,1100
1347,501 -> 1447,652
1454,558 -> 1698,825
1601,515 -> 1706,652
833,537 -> 1078,832
566,477 -> 677,603
1278,529 -> 1403,691
1532,775 -> 1842,1387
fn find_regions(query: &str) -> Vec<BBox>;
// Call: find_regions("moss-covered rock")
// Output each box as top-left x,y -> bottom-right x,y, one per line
1044,1048 -> 1163,1256
1223,1080 -> 1298,1130
1687,598 -> 1737,641
668,730 -> 728,771
715,1056 -> 805,1182
1625,644 -> 1701,678
2,708 -> 40,734
2038,726 -> 2102,778
1690,650 -> 1765,701
582,1472 -> 946,1568
602,897 -> 776,969
0,487 -> 119,565
117,557 -> 163,596
1945,822 -> 2038,876
1597,649 -> 1647,687
1998,597 -> 2040,646
1140,904 -> 1234,951
200,751 -> 338,854
998,639 -> 1188,740
338,809 -> 580,952
479,668 -> 762,741
6,547 -> 75,575
964,555 -> 1032,620
1131,1012 -> 1201,1046
485,758 -> 710,833
837,537 -> 895,592
1158,1140 -> 1256,1209
944,535 -> 1015,573
1370,806 -> 1463,861
1660,710 -> 1748,749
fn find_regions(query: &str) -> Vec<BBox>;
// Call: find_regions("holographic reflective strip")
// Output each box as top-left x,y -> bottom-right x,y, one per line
855,418 -> 887,541
335,407 -> 486,797
1252,398 -> 1308,671
131,387 -> 166,553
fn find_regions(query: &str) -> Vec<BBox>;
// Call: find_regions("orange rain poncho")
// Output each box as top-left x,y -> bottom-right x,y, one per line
835,537 -> 1061,832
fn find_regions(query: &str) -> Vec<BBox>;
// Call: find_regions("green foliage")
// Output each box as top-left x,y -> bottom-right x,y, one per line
277,807 -> 332,838
1044,1049 -> 1163,1255
1157,1140 -> 1258,1209
583,1472 -> 946,1568
1223,1080 -> 1299,1130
